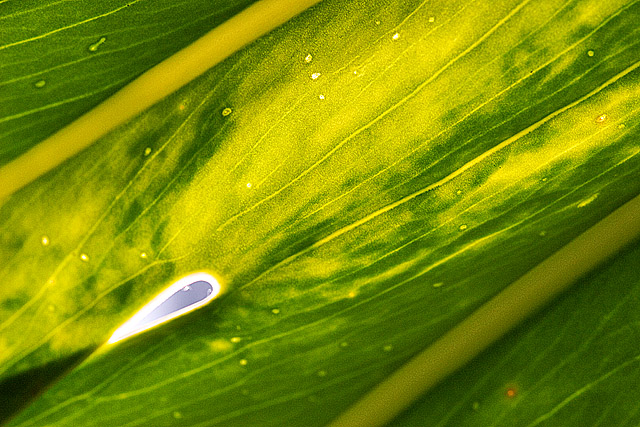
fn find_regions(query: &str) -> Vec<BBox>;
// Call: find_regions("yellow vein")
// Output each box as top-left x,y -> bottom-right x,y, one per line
214,0 -> 533,232
0,0 -> 323,200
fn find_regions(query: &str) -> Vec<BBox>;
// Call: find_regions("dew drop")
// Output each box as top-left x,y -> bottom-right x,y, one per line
618,123 -> 626,129
595,114 -> 607,123
542,177 -> 548,182
41,236 -> 50,246
230,337 -> 242,343
80,253 -> 89,262
432,282 -> 444,288
456,189 -> 463,195
178,104 -> 186,111
271,308 -> 280,314
587,50 -> 595,57
392,32 -> 400,40
246,182 -> 252,189
318,94 -> 325,100
506,387 -> 517,398
375,20 -> 381,25
173,411 -> 182,419
88,37 -> 106,52
383,344 -> 393,352
311,72 -> 321,80
222,107 -> 232,116
144,147 -> 152,156
539,230 -> 547,237
140,252 -> 147,259
34,80 -> 46,88
107,273 -> 222,344
304,53 -> 313,63
317,370 -> 327,377
239,359 -> 248,366
340,341 -> 348,348
428,16 -> 435,23
459,224 -> 468,231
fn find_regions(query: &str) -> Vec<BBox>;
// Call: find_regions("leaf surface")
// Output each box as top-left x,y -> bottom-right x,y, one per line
1,0 -> 640,425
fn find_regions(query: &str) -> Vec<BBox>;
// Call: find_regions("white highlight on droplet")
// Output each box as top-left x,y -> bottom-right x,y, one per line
107,272 -> 222,344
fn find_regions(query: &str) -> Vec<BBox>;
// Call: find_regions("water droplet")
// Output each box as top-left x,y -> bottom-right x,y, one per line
432,282 -> 443,288
456,190 -> 463,195
246,182 -> 252,188
144,147 -> 152,156
80,253 -> 89,262
428,16 -> 435,23
222,107 -> 232,116
173,411 -> 182,419
41,236 -> 50,246
317,370 -> 327,377
311,72 -> 321,80
392,32 -> 400,40
577,194 -> 598,208
459,224 -> 468,231
340,341 -> 348,348
230,337 -> 242,343
178,104 -> 185,111
375,20 -> 381,25
318,94 -> 325,100
107,273 -> 222,344
140,252 -> 147,259
539,230 -> 547,237
34,80 -> 46,88
304,53 -> 313,63
383,344 -> 393,352
618,123 -> 626,129
595,114 -> 607,123
542,177 -> 547,182
587,50 -> 595,57
88,37 -> 106,52
348,291 -> 356,298
271,308 -> 280,314
353,70 -> 358,75
239,359 -> 248,366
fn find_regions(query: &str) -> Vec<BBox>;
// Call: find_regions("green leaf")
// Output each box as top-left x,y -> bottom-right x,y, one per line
1,0 -> 639,425
0,0 -> 258,165
391,242 -> 640,427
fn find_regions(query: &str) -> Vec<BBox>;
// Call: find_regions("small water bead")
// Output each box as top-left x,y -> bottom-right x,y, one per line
140,252 -> 147,259
246,182 -> 252,189
339,341 -> 348,348
318,94 -> 325,100
383,344 -> 393,352
618,123 -> 626,129
80,253 -> 89,262
172,411 -> 182,419
34,80 -> 46,88
456,189 -> 463,195
428,16 -> 435,23
311,72 -> 321,80
144,147 -> 152,156
271,308 -> 280,314
539,230 -> 547,237
304,53 -> 313,63
375,20 -> 381,25
230,337 -> 242,343
222,107 -> 232,117
392,32 -> 400,40
41,236 -> 50,246
88,37 -> 106,52
432,282 -> 444,288
317,370 -> 327,377
459,224 -> 468,231
595,114 -> 607,123
239,359 -> 248,366
587,50 -> 595,57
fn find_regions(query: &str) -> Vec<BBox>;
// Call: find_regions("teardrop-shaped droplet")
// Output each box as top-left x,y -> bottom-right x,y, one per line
107,272 -> 221,344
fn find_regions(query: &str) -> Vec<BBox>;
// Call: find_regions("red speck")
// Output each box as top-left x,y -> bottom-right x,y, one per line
506,388 -> 516,398
595,114 -> 607,123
